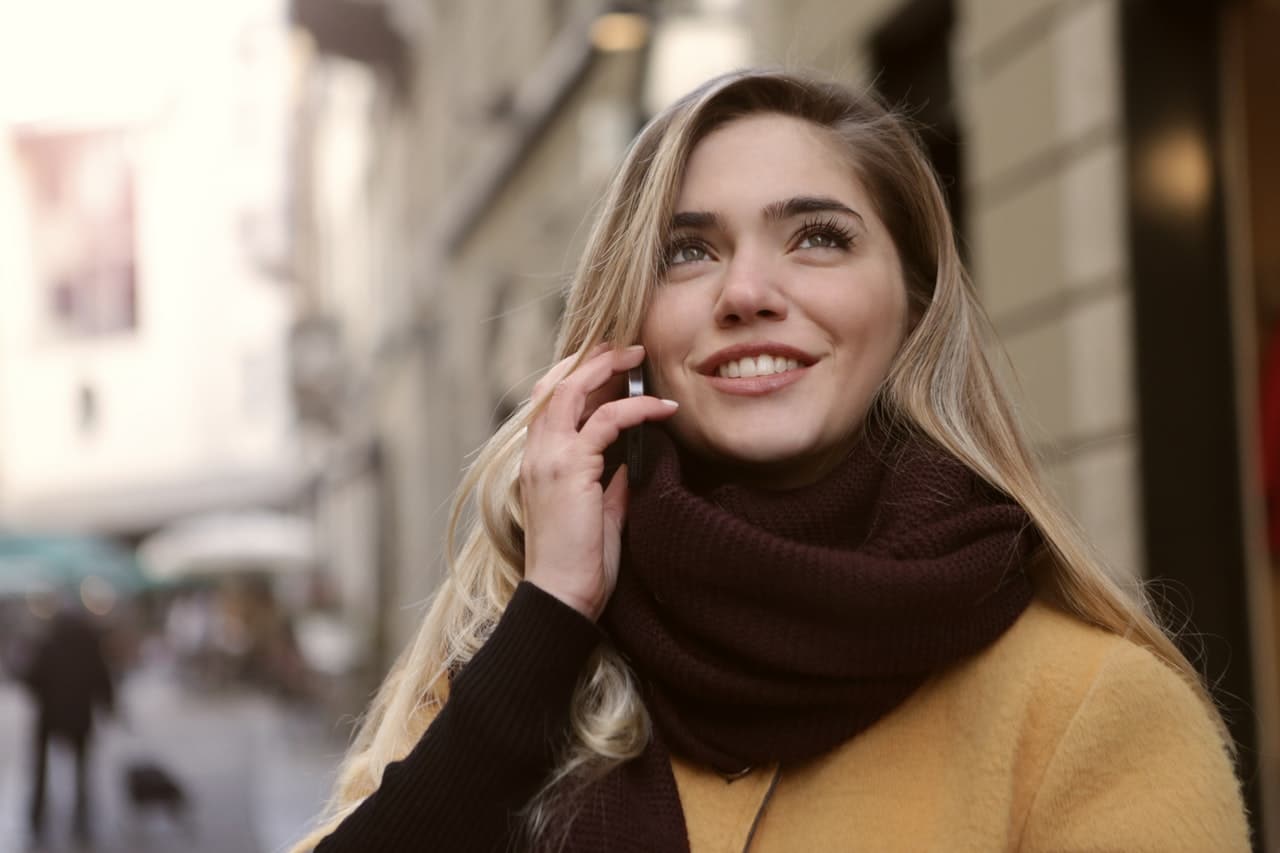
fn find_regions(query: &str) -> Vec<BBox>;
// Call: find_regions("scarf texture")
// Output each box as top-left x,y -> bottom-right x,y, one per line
557,423 -> 1037,852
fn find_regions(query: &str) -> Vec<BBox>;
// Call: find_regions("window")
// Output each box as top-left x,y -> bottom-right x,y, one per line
13,128 -> 139,338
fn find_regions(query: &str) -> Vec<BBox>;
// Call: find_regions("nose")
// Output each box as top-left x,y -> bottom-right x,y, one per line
713,253 -> 787,328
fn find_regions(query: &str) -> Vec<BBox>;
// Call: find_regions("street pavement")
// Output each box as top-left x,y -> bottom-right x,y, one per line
0,664 -> 345,853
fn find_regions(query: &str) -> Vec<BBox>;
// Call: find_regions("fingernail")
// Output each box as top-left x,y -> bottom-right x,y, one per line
627,343 -> 645,351
661,398 -> 679,407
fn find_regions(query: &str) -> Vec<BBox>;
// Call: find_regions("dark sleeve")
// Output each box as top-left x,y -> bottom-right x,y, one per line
315,582 -> 603,852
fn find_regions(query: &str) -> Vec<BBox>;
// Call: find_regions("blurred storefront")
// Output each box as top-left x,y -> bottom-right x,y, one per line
285,0 -> 1280,843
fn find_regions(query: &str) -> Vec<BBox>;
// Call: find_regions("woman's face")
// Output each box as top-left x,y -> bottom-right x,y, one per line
640,113 -> 911,488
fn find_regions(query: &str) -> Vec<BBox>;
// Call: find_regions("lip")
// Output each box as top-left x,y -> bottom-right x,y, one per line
695,341 -> 819,375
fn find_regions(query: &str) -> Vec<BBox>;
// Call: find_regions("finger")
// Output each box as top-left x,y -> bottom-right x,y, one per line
531,343 -> 611,403
576,396 -> 679,454
528,343 -> 612,443
544,345 -> 646,433
580,371 -> 630,429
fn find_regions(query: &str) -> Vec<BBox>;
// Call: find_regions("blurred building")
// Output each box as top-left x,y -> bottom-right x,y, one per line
0,0 -> 304,536
288,0 -> 652,679
288,0 -> 1279,841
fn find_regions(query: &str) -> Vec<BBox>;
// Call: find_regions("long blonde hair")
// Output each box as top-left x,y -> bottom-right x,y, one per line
293,68 -> 1219,849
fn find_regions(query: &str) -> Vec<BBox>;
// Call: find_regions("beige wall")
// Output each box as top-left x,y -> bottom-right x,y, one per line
749,0 -> 900,76
958,0 -> 1141,580
361,1 -> 644,654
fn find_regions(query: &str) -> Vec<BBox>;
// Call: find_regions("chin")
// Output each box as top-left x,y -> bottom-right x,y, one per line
716,443 -> 815,466
697,431 -> 830,469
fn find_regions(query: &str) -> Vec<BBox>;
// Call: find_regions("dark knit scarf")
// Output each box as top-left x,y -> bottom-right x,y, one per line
559,423 -> 1037,852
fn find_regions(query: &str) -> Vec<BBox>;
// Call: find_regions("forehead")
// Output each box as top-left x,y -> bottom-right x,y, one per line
676,113 -> 865,211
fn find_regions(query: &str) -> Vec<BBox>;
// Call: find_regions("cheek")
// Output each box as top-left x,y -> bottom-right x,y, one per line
828,290 -> 905,350
855,270 -> 910,353
639,295 -> 689,391
873,293 -> 910,355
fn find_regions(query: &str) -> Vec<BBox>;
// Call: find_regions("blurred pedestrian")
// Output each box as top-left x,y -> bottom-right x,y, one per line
20,603 -> 116,844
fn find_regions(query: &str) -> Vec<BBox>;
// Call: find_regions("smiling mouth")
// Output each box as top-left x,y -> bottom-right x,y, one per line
715,355 -> 802,378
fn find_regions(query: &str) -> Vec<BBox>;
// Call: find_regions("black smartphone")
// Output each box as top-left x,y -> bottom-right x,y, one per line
625,366 -> 646,484
602,366 -> 648,486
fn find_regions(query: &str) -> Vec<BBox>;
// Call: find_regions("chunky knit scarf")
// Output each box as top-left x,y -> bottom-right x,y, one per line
560,423 -> 1037,852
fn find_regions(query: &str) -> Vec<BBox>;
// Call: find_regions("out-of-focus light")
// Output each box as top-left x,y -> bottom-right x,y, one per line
80,575 -> 117,616
643,16 -> 750,115
26,589 -> 56,620
591,12 -> 651,52
1139,125 -> 1213,218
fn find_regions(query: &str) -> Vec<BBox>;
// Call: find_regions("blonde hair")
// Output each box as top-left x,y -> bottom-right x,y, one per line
293,68 -> 1220,850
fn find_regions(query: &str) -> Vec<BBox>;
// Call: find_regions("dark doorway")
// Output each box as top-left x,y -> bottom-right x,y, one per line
870,0 -> 965,253
1122,0 -> 1262,843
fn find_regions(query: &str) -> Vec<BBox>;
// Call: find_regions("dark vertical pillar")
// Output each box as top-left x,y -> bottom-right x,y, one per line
371,439 -> 396,681
871,0 -> 964,250
1122,0 -> 1260,839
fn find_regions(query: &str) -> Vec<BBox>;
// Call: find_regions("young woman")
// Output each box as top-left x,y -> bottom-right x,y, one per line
296,69 -> 1249,851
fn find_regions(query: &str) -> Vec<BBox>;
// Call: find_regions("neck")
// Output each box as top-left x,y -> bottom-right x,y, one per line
676,431 -> 864,492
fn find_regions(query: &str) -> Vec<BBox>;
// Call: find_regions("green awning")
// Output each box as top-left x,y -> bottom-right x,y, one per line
0,533 -> 150,598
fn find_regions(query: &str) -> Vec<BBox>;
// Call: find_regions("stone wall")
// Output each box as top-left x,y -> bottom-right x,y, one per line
959,0 -> 1140,579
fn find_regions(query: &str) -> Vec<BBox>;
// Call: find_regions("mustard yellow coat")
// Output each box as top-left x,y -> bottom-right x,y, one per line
672,600 -> 1250,852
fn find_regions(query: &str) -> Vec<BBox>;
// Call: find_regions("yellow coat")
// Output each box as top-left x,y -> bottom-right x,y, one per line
672,600 -> 1250,852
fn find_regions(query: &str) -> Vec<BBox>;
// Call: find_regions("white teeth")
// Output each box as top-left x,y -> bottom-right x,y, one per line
716,355 -> 804,378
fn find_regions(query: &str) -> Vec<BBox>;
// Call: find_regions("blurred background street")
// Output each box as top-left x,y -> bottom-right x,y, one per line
0,0 -> 1277,849
0,660 -> 340,853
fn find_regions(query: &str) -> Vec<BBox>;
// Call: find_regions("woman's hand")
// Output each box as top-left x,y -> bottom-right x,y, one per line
521,344 -> 679,620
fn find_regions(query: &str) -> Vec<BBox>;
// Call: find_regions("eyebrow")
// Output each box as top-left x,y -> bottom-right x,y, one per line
765,195 -> 863,224
669,195 -> 864,232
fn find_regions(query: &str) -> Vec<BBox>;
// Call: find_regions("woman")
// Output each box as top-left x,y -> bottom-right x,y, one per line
296,70 -> 1249,851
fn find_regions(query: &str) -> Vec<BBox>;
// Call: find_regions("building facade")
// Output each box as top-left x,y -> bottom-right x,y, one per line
0,0 -> 303,536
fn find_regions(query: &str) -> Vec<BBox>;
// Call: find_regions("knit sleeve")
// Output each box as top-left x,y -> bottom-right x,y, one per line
1018,640 -> 1250,852
314,581 -> 603,853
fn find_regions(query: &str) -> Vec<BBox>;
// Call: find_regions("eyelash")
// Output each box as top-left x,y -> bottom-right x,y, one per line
794,216 -> 855,251
663,216 -> 856,268
664,237 -> 712,267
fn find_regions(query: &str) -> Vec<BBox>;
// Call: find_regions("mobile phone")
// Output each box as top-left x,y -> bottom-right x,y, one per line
625,367 -> 646,484
602,366 -> 648,487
